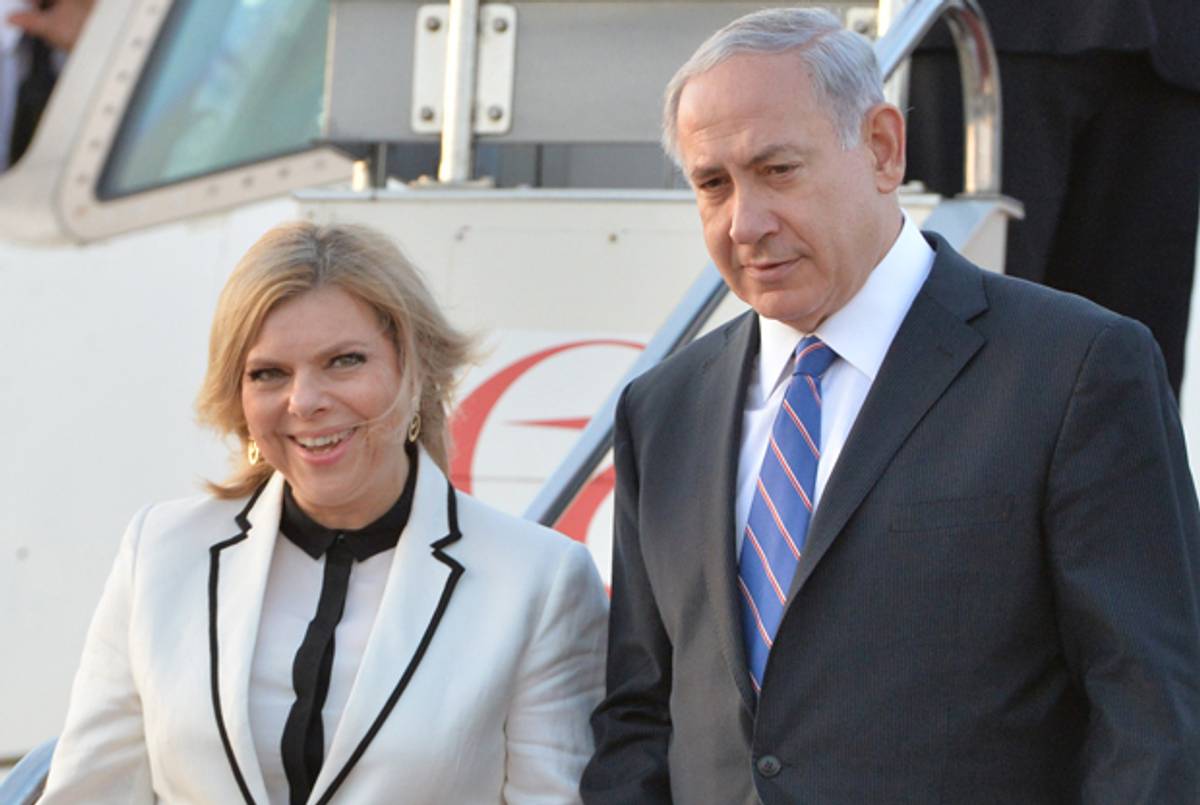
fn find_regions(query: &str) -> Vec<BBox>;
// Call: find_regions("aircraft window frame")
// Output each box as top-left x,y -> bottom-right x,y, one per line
52,0 -> 348,242
97,0 -> 332,200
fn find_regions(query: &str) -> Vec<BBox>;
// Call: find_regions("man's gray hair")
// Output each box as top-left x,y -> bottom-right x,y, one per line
662,7 -> 884,166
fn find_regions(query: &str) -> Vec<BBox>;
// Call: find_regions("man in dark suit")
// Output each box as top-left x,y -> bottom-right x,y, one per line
906,0 -> 1200,396
581,7 -> 1200,803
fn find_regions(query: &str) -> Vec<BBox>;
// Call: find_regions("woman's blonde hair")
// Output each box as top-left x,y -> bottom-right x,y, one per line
197,221 -> 475,498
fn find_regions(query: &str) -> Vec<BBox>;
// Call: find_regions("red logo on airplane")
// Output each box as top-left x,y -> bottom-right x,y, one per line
449,339 -> 644,544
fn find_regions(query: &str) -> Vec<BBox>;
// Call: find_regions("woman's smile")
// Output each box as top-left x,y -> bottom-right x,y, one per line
241,285 -> 411,529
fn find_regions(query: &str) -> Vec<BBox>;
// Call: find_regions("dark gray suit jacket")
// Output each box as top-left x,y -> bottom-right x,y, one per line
582,235 -> 1200,804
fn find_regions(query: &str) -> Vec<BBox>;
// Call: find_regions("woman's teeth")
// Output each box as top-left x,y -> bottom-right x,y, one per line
295,429 -> 353,450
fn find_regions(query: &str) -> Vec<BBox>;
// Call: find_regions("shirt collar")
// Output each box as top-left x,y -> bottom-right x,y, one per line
280,441 -> 419,562
756,212 -> 934,395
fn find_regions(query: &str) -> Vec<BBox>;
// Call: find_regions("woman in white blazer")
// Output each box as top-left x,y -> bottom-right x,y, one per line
40,222 -> 608,804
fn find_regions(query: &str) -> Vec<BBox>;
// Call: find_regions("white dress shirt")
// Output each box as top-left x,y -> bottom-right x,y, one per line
734,214 -> 934,552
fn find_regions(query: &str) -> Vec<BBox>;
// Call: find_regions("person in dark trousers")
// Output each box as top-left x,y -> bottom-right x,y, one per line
582,7 -> 1200,803
907,0 -> 1200,395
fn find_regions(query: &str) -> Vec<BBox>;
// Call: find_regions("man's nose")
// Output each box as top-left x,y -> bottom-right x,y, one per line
728,186 -> 778,246
288,372 -> 329,418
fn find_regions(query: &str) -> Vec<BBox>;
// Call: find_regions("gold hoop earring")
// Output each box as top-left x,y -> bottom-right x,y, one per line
407,412 -> 421,443
247,439 -> 262,466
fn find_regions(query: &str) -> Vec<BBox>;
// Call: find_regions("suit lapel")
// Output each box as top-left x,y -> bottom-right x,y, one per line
695,312 -> 760,713
208,474 -> 284,805
786,238 -> 989,602
309,448 -> 464,804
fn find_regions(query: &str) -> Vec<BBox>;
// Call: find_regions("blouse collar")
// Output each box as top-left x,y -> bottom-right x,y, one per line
279,441 -> 419,562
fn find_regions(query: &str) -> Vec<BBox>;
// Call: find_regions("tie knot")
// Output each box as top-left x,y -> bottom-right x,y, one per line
792,337 -> 835,378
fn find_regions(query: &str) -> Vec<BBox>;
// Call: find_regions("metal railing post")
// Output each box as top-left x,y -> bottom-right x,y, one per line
876,0 -> 912,115
875,0 -> 1001,194
437,0 -> 480,183
524,265 -> 729,525
0,738 -> 56,805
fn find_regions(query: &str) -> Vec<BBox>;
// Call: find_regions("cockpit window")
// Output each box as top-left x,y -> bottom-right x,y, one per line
98,0 -> 328,199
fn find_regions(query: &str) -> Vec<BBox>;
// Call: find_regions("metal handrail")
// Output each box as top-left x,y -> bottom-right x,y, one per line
877,0 -> 914,112
525,0 -> 1001,524
0,738 -> 56,805
523,264 -> 729,524
876,0 -> 1001,194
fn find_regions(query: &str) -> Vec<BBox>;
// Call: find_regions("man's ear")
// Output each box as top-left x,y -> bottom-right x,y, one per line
863,103 -> 906,194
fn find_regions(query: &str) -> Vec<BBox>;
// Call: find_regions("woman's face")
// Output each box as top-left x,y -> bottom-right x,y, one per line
242,285 -> 411,529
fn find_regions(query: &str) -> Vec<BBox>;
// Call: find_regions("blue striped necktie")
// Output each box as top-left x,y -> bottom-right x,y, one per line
738,336 -> 836,694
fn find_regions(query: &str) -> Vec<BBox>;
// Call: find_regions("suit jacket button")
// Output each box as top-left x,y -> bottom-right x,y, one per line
756,754 -> 782,778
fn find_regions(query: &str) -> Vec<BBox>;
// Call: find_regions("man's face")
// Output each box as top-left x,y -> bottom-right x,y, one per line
675,51 -> 902,331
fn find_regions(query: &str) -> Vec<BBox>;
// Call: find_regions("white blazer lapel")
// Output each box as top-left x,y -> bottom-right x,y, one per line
310,449 -> 465,803
207,474 -> 284,805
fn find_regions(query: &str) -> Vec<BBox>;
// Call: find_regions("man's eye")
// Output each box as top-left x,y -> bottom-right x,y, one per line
247,367 -> 284,382
331,352 -> 366,369
697,177 -> 727,192
766,163 -> 798,176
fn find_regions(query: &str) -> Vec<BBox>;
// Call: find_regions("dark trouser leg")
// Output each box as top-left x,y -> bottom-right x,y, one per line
1041,55 -> 1200,393
908,50 -> 1200,394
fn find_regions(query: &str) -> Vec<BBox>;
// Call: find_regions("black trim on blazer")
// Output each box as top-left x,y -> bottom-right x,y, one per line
312,480 -> 465,805
209,535 -> 256,805
208,476 -> 466,805
234,479 -> 267,534
209,480 -> 269,805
